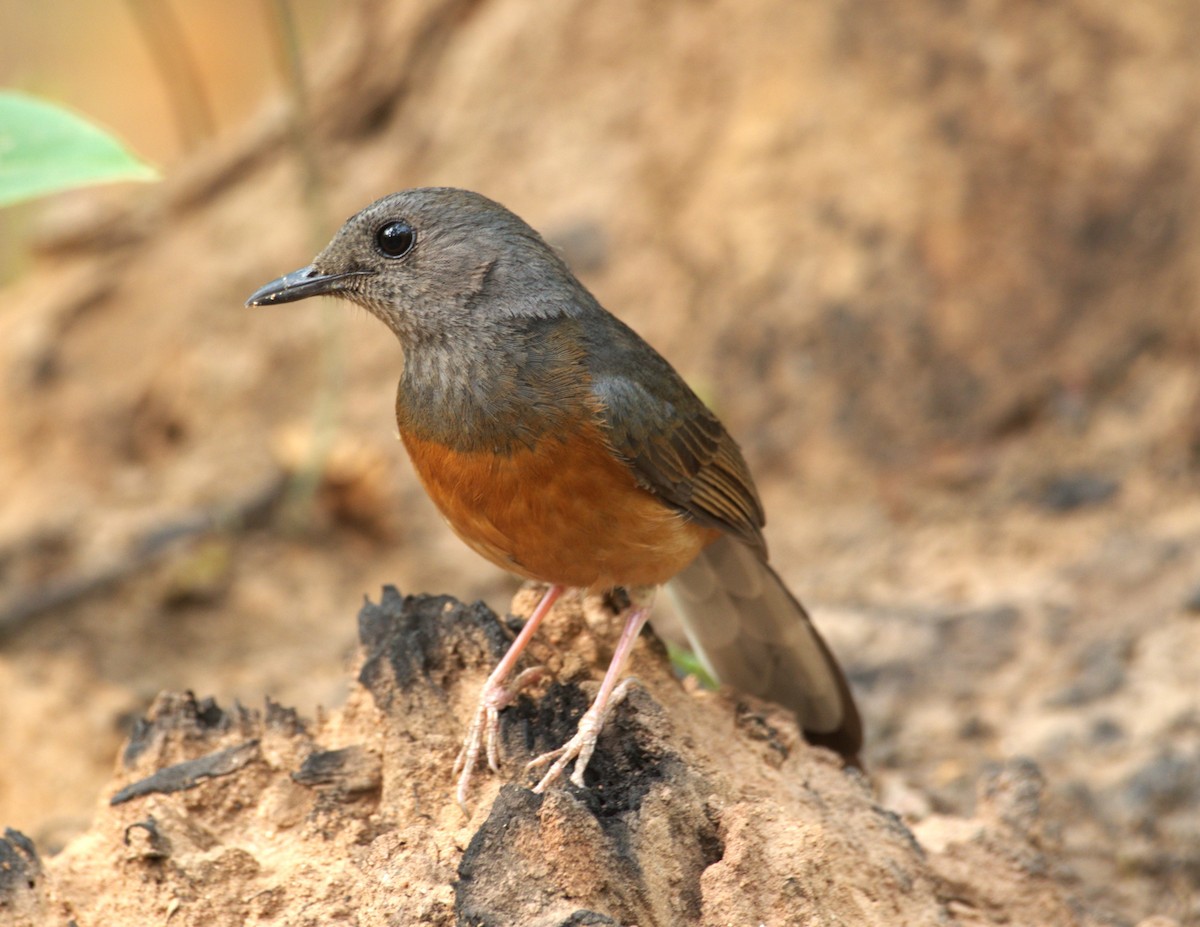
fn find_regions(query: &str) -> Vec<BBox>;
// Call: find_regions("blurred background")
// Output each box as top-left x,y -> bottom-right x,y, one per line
1,1 -> 1198,922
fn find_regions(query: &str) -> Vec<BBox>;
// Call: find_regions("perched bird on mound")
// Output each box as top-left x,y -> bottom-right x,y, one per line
247,188 -> 861,804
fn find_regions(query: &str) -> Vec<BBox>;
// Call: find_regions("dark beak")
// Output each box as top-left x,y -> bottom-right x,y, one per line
245,265 -> 373,307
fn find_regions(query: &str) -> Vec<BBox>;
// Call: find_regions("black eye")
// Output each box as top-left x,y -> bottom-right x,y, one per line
375,221 -> 415,258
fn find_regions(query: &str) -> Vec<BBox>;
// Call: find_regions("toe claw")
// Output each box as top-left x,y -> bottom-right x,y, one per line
526,677 -> 638,793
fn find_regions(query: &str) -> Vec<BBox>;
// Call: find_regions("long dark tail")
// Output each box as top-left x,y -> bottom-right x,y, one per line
665,535 -> 862,765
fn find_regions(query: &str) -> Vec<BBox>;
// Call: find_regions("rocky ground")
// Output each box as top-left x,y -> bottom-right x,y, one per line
0,589 -> 1115,926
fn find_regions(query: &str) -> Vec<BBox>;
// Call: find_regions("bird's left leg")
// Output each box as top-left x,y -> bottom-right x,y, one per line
527,591 -> 653,792
455,584 -> 563,806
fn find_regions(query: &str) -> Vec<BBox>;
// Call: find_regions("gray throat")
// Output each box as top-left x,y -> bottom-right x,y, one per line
393,319 -> 591,454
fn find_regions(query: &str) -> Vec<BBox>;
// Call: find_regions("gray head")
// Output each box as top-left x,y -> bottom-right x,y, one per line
246,188 -> 584,347
248,188 -> 607,450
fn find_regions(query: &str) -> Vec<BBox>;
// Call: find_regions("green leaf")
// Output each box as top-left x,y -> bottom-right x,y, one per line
666,642 -> 718,689
0,91 -> 158,208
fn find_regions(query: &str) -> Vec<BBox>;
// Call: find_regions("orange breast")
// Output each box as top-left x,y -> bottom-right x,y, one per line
400,422 -> 719,591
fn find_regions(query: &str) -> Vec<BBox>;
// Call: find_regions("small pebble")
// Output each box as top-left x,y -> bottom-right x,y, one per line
1035,473 -> 1119,512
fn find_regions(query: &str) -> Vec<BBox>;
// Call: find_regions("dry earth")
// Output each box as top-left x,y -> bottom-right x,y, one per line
3,589 -> 1105,926
1,0 -> 1198,924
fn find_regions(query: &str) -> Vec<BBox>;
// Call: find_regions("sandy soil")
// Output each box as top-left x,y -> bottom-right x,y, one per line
1,1 -> 1198,923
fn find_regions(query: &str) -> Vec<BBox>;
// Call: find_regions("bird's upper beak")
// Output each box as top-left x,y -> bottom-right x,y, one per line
245,265 -> 373,307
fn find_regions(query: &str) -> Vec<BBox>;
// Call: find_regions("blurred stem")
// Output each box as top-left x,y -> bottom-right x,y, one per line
125,0 -> 216,150
0,204 -> 32,287
267,0 -> 330,241
265,0 -> 344,531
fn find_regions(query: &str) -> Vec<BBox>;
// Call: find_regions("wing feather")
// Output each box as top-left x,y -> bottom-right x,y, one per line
588,353 -> 766,556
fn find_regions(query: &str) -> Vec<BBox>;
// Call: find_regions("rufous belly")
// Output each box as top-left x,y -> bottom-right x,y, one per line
400,425 -> 718,591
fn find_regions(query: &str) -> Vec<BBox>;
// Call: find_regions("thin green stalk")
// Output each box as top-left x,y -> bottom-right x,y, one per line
265,0 -> 344,531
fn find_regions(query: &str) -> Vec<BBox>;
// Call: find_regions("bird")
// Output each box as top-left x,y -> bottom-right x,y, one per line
246,187 -> 861,804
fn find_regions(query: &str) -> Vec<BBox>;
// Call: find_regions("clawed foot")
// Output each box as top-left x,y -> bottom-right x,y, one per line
527,678 -> 636,792
453,589 -> 650,806
453,585 -> 563,808
454,666 -> 545,807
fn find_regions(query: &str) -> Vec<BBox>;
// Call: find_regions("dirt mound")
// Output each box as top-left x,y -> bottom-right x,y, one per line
7,589 -> 1090,927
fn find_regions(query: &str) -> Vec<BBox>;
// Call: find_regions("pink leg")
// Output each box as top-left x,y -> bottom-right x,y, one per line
454,584 -> 563,807
527,603 -> 651,792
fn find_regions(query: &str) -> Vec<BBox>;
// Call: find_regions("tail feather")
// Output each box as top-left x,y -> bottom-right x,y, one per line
665,536 -> 862,764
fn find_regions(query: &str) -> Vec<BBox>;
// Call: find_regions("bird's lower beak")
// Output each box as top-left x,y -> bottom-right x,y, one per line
245,265 -> 372,307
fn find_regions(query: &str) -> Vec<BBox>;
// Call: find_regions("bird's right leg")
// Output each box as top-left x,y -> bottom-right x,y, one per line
454,583 -> 563,806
